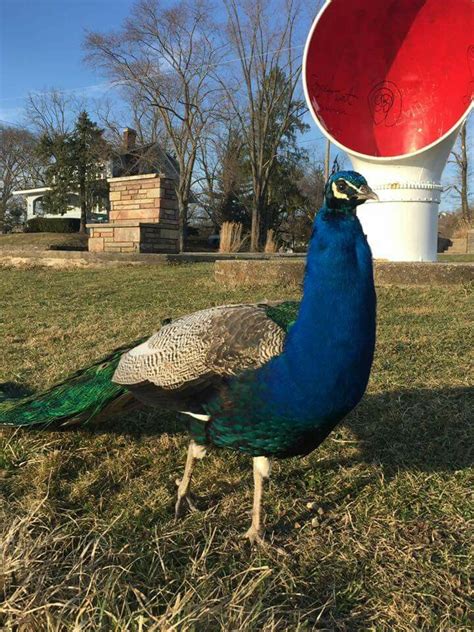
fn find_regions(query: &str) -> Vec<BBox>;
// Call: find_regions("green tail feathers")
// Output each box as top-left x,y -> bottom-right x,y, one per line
0,338 -> 147,428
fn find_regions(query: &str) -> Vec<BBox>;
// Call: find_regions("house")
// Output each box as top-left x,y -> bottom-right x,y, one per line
87,129 -> 180,254
13,129 -> 179,224
12,186 -> 108,224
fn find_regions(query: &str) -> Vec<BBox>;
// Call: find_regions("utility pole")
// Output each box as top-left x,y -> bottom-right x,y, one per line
324,139 -> 331,180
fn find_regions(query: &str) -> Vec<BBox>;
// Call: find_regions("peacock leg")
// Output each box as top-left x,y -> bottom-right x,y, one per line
175,440 -> 206,519
244,456 -> 271,545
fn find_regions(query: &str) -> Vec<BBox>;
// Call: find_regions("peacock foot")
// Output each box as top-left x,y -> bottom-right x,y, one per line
242,526 -> 265,547
242,527 -> 288,555
174,476 -> 198,519
174,492 -> 198,520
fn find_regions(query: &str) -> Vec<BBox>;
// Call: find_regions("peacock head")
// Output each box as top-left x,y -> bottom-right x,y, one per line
324,170 -> 378,212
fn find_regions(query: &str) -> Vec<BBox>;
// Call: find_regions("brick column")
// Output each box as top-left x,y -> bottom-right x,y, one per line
108,174 -> 177,224
88,173 -> 180,253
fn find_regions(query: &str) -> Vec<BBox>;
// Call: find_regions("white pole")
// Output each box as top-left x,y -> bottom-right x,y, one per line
349,125 -> 462,261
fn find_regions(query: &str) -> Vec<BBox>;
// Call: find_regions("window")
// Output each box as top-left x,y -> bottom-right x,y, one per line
33,197 -> 45,216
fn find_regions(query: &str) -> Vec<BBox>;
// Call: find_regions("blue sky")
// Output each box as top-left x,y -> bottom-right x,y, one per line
0,0 -> 470,212
0,0 -> 133,125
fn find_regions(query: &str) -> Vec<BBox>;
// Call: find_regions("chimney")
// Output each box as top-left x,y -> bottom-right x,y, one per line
123,128 -> 137,150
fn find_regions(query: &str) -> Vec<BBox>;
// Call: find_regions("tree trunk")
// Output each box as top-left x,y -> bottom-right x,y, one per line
250,207 -> 260,252
0,200 -> 6,234
250,183 -> 268,252
177,198 -> 187,253
79,179 -> 87,234
178,213 -> 184,253
261,202 -> 272,250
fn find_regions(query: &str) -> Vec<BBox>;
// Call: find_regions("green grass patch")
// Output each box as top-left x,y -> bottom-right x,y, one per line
1,264 -> 472,630
438,253 -> 474,262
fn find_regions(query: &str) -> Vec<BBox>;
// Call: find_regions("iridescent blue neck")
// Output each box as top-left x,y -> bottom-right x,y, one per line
262,205 -> 376,419
296,206 -> 372,333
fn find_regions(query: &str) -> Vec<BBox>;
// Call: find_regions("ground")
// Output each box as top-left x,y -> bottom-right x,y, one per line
438,253 -> 474,262
0,232 -> 88,251
0,264 -> 472,631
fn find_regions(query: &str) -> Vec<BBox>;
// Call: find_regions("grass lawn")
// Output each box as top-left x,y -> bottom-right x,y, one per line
0,264 -> 472,631
438,254 -> 474,263
0,232 -> 88,251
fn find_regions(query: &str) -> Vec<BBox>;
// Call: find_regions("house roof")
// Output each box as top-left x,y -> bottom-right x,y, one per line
111,138 -> 180,180
13,186 -> 50,196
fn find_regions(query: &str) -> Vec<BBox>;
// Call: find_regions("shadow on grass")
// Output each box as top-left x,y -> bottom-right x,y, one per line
350,386 -> 473,473
270,385 -> 473,539
0,381 -> 35,402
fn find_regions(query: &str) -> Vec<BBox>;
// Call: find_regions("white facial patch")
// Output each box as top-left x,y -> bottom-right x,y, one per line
332,181 -> 349,199
332,180 -> 365,200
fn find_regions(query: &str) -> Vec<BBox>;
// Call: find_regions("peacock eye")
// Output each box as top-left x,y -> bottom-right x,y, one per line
336,180 -> 346,191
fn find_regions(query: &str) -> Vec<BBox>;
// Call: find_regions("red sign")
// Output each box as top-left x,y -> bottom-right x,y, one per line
303,0 -> 474,157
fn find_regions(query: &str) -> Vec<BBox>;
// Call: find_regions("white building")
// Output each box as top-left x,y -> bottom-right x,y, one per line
12,187 -> 108,223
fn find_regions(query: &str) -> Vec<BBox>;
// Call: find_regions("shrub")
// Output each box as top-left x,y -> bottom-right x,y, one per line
25,217 -> 81,233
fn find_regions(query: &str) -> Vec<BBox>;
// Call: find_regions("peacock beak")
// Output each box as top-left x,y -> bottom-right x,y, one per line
356,185 -> 378,201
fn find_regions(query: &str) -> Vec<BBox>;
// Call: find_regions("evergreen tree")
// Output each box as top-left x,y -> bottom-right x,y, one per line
215,127 -> 249,228
37,111 -> 109,232
264,126 -> 310,237
198,124 -> 249,231
72,112 -> 109,232
36,132 -> 75,218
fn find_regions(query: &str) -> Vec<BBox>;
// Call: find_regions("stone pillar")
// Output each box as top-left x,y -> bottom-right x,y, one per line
88,173 -> 180,253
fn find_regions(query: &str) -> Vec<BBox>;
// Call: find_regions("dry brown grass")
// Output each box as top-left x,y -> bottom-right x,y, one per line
219,222 -> 245,253
1,264 -> 473,630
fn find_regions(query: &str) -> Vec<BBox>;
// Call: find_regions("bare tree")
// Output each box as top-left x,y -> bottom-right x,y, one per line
448,119 -> 472,222
95,88 -> 169,148
85,0 -> 222,251
217,0 -> 307,251
25,88 -> 84,138
0,125 -> 40,232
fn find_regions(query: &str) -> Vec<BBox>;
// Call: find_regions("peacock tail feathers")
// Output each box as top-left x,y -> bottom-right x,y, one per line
0,337 -> 147,428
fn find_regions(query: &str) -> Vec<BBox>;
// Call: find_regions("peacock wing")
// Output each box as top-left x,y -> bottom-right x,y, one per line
112,303 -> 287,411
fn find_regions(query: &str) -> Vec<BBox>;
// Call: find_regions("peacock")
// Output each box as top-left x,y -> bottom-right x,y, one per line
1,171 -> 378,544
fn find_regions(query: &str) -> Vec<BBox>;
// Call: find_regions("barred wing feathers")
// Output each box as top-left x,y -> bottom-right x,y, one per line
112,304 -> 289,411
